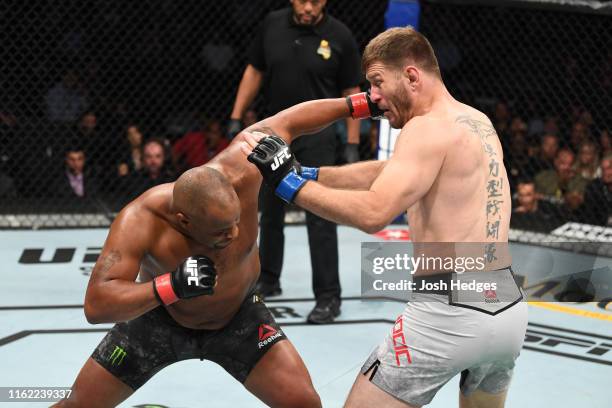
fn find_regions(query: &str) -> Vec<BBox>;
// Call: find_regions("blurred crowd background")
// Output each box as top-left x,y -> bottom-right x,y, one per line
1,0 -> 610,233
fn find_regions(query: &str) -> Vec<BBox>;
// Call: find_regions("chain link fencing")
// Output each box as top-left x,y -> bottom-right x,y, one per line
420,0 -> 612,241
1,0 -> 610,239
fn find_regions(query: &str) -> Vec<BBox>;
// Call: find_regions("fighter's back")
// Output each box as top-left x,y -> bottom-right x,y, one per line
405,102 -> 511,244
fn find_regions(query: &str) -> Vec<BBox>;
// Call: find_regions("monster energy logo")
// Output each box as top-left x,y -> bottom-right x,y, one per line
109,346 -> 127,366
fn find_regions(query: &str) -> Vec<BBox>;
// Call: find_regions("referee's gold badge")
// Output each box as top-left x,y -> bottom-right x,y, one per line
317,39 -> 331,60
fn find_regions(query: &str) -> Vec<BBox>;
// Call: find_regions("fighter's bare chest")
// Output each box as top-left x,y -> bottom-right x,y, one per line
139,231 -> 254,279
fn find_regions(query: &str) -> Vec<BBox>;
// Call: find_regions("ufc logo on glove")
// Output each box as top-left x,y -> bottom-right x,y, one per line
186,258 -> 199,286
248,135 -> 318,204
271,147 -> 292,171
153,255 -> 217,305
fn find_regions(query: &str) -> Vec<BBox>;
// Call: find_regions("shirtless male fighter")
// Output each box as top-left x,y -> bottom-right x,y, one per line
243,27 -> 528,408
54,99 -> 375,407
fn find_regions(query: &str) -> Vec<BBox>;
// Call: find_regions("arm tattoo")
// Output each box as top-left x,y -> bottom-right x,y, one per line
96,249 -> 122,275
456,116 -> 504,243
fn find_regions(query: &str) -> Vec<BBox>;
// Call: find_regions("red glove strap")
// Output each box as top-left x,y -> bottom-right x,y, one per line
154,274 -> 179,305
349,93 -> 371,119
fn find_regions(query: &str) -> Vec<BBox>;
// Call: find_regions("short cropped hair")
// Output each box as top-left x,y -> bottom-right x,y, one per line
64,145 -> 85,156
143,138 -> 166,151
362,27 -> 441,78
516,178 -> 535,187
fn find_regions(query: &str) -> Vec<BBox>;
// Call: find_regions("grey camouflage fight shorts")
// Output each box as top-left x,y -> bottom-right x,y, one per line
361,271 -> 528,406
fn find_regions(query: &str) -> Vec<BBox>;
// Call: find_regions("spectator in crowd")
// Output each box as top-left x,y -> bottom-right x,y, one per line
77,111 -> 97,138
543,115 -> 560,137
51,146 -> 99,200
599,128 -> 611,157
204,119 -> 230,160
117,124 -> 144,177
172,119 -> 229,174
120,138 -> 174,201
568,121 -> 591,153
230,0 -> 362,323
574,140 -> 600,180
503,116 -> 529,190
535,148 -> 588,206
45,70 -> 89,123
72,111 -> 111,175
578,109 -> 595,133
525,133 -> 559,178
172,120 -> 208,173
510,116 -> 528,141
139,138 -> 174,186
511,179 -> 564,232
580,155 -> 612,226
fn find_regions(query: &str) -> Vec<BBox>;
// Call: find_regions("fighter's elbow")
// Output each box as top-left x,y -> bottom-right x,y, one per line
84,301 -> 102,324
84,289 -> 106,324
359,215 -> 388,234
361,223 -> 384,234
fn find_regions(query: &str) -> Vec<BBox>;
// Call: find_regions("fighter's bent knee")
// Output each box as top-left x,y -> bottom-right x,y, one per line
282,387 -> 321,408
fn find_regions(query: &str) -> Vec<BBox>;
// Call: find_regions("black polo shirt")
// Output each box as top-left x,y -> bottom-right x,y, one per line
248,8 -> 361,115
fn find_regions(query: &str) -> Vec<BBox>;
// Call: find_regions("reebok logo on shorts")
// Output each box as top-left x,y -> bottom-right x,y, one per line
258,324 -> 282,349
392,316 -> 412,366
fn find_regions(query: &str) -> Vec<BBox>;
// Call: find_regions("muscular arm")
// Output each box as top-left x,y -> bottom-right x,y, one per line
240,98 -> 351,144
317,160 -> 386,189
230,64 -> 263,120
294,119 -> 447,232
84,209 -> 159,324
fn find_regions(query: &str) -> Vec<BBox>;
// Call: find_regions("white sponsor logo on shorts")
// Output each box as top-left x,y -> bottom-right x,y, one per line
258,332 -> 283,349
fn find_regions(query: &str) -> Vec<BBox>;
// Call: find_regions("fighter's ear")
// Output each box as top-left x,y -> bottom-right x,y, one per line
404,65 -> 419,85
176,212 -> 189,227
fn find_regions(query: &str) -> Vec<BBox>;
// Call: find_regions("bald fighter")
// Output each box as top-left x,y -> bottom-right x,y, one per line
243,27 -> 528,408
53,101 -> 370,407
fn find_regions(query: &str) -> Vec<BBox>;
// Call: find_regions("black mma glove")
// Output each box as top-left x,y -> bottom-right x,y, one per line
153,255 -> 217,305
247,135 -> 315,203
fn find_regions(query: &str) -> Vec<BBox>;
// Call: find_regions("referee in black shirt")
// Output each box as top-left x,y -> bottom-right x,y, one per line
230,0 -> 362,323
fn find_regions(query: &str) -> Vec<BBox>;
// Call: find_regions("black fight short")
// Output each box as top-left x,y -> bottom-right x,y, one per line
91,293 -> 286,389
